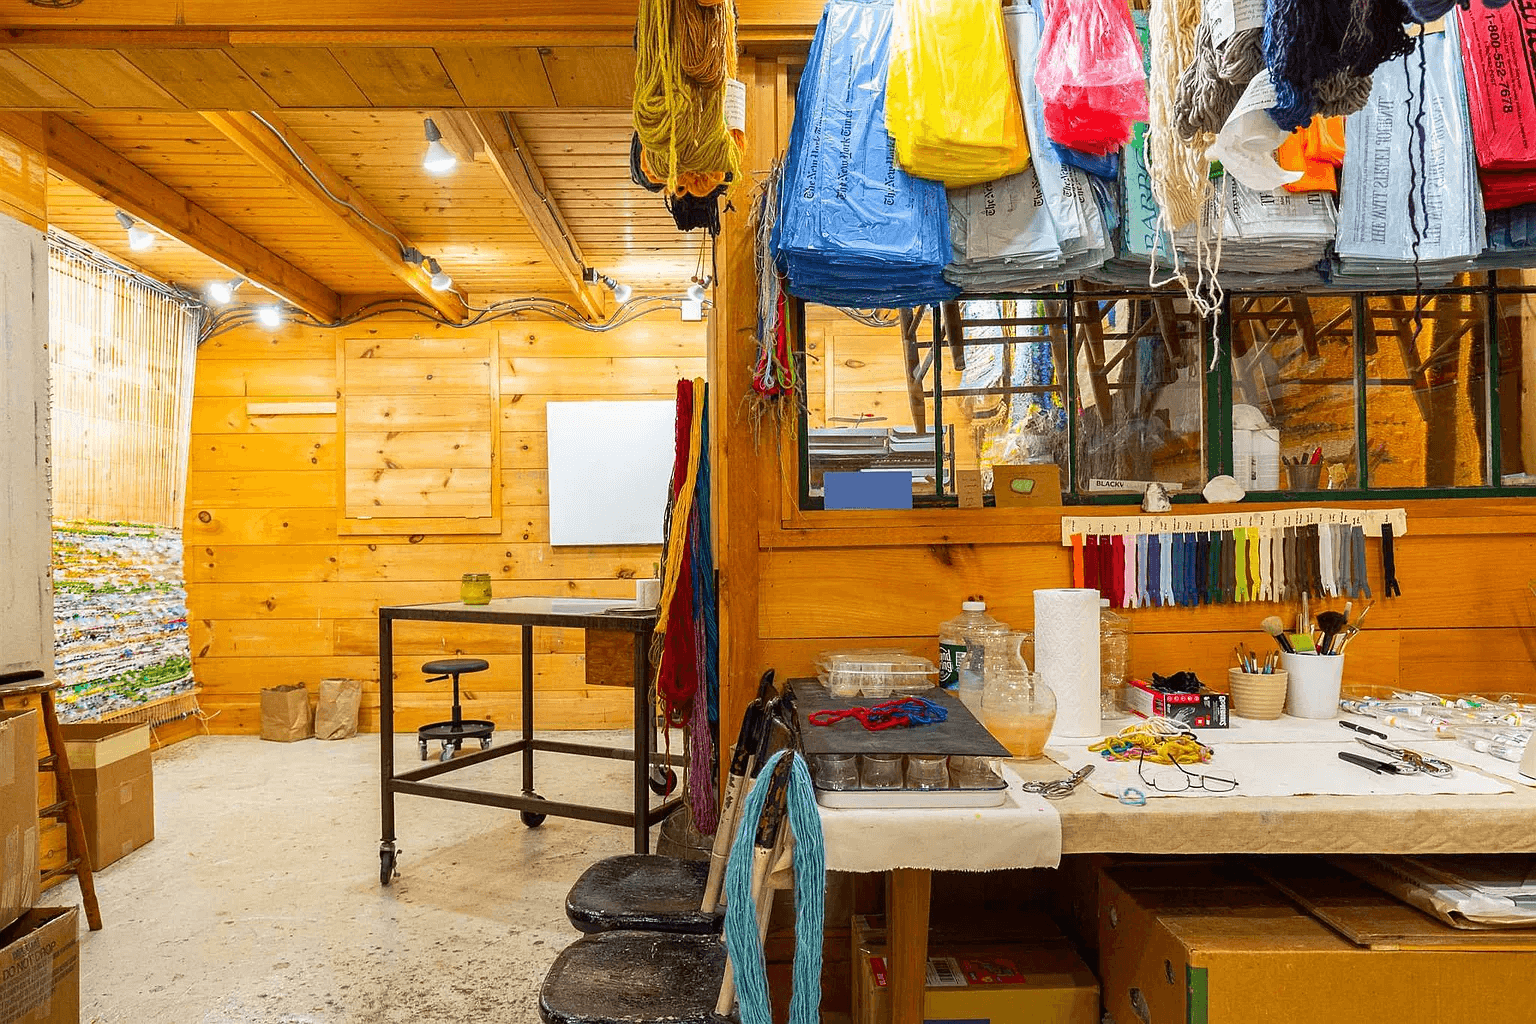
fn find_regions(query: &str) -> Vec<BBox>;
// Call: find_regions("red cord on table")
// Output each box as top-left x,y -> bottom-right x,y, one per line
807,696 -> 949,731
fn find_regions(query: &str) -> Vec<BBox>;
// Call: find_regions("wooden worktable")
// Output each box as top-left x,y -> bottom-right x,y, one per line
881,757 -> 1536,1024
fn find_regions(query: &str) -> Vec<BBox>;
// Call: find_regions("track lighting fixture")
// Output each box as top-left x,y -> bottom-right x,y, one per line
257,306 -> 282,329
115,211 -> 154,252
208,278 -> 244,305
422,118 -> 457,175
686,283 -> 706,303
599,274 -> 632,304
426,258 -> 453,292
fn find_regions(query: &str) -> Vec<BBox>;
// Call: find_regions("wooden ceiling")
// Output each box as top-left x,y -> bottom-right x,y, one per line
0,36 -> 712,314
0,46 -> 636,110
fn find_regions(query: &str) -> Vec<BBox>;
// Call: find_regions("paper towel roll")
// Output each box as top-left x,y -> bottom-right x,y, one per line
1035,588 -> 1102,738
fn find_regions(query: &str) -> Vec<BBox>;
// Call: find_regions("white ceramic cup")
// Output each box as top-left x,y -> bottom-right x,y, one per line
635,578 -> 661,609
1278,651 -> 1346,719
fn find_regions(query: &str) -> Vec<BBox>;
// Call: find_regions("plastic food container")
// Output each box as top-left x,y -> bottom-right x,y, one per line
816,649 -> 939,699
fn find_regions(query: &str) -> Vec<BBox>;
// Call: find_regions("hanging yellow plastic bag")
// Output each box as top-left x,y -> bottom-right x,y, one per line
886,0 -> 1031,187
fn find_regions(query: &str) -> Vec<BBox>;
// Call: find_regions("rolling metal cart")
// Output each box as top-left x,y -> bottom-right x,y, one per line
377,597 -> 685,884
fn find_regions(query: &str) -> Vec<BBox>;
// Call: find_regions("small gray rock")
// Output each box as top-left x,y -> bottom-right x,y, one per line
1141,482 -> 1173,512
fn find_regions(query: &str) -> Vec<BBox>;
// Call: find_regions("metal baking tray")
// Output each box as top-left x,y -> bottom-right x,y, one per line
790,678 -> 1010,758
813,766 -> 1010,809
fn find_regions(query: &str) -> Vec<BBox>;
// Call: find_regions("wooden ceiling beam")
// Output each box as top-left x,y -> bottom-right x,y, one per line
0,111 -> 341,319
203,110 -> 468,323
461,110 -> 603,320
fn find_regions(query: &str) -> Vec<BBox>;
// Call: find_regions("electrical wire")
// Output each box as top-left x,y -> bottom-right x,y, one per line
198,294 -> 709,344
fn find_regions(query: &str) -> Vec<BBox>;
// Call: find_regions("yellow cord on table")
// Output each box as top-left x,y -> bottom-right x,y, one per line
1089,722 -> 1214,765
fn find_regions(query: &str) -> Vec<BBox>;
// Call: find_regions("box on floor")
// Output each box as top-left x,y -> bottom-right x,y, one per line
0,710 -> 39,934
853,914 -> 1099,1024
0,906 -> 79,1024
60,721 -> 153,871
1099,861 -> 1536,1024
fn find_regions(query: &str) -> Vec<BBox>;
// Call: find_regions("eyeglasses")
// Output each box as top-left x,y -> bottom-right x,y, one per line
1137,748 -> 1238,794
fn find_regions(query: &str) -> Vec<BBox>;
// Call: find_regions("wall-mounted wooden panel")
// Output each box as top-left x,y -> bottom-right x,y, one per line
184,313 -> 707,731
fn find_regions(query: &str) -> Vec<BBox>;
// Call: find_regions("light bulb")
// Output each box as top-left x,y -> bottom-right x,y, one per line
208,278 -> 243,305
257,306 -> 282,329
612,282 -> 633,303
423,139 -> 457,175
686,283 -> 706,303
426,258 -> 453,292
127,226 -> 155,251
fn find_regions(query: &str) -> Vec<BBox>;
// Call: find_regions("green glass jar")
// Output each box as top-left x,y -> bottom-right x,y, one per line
460,573 -> 492,606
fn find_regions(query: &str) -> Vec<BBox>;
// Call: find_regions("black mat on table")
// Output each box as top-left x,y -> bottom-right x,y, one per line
789,677 -> 1008,757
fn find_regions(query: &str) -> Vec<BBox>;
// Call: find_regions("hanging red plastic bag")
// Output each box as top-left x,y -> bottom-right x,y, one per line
1033,0 -> 1149,156
1459,0 -> 1536,209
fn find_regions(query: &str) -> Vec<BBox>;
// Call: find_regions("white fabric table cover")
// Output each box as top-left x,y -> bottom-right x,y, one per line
817,765 -> 1062,872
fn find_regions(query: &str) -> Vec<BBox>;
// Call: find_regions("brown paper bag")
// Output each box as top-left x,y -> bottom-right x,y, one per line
260,683 -> 312,742
315,678 -> 362,740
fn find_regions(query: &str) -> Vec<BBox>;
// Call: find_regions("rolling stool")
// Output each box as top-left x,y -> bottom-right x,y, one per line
416,658 -> 494,762
0,671 -> 102,930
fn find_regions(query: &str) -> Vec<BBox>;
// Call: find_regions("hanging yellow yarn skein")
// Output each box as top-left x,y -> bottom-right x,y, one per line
633,0 -> 743,198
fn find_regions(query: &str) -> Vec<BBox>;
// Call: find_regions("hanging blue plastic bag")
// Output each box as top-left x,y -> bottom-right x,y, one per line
774,0 -> 957,308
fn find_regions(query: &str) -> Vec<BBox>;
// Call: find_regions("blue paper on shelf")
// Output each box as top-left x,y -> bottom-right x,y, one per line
823,471 -> 915,510
774,0 -> 958,309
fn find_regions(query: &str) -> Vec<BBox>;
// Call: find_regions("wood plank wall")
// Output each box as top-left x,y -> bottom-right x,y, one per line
184,313 -> 705,733
714,61 -> 1536,752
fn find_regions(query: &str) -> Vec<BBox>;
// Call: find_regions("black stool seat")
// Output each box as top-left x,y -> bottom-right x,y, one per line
423,657 -> 489,676
539,931 -> 727,1024
565,855 -> 720,936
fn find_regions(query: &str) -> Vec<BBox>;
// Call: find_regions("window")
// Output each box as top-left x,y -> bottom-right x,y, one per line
797,274 -> 1535,508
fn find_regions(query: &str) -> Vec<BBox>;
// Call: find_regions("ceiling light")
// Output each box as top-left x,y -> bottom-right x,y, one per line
426,258 -> 453,292
208,278 -> 244,305
599,274 -> 632,304
422,118 -> 457,175
115,211 -> 154,252
686,283 -> 706,303
257,306 -> 282,329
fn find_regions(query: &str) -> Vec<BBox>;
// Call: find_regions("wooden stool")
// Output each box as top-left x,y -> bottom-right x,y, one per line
0,673 -> 102,931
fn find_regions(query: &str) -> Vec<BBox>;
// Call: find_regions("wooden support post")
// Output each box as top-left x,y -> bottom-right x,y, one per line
1384,295 -> 1435,423
0,112 -> 341,320
203,111 -> 467,322
1078,300 -> 1116,426
1292,294 -> 1320,359
899,307 -> 928,433
941,300 -> 965,372
887,868 -> 933,1024
464,110 -> 605,320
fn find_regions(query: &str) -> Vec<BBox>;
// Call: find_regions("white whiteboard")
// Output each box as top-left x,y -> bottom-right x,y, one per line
546,400 -> 675,547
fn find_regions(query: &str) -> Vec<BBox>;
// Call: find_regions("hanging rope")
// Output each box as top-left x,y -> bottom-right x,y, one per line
1174,23 -> 1263,140
1263,0 -> 1413,132
723,751 -> 825,1024
678,0 -> 732,87
654,378 -> 707,724
1146,0 -> 1210,235
686,394 -> 720,834
633,0 -> 743,197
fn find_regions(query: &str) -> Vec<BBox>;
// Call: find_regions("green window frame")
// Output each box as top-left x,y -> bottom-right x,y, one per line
795,275 -> 1536,510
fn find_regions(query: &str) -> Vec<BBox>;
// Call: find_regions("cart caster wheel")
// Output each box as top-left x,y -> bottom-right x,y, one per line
649,767 -> 679,796
439,743 -> 454,763
520,793 -> 547,829
379,845 -> 400,886
480,737 -> 492,750
418,740 -> 429,761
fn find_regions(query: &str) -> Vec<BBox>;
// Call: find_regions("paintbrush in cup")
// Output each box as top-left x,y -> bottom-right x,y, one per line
1261,615 -> 1295,653
1316,610 -> 1349,655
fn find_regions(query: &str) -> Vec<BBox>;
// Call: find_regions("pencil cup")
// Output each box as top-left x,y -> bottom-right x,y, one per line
1285,462 -> 1323,490
1279,652 -> 1345,719
1227,668 -> 1289,720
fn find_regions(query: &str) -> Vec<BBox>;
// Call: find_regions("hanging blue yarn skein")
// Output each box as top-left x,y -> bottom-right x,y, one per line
723,749 -> 825,1024
1264,0 -> 1414,131
1402,0 -> 1513,20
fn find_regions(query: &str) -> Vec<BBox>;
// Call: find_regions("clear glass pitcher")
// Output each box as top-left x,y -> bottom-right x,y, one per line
980,631 -> 1056,760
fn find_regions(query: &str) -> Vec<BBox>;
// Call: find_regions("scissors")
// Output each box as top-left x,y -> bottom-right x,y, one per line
1021,764 -> 1095,800
1356,738 -> 1455,777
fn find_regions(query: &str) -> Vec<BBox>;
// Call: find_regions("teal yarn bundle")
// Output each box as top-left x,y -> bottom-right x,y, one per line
722,749 -> 825,1024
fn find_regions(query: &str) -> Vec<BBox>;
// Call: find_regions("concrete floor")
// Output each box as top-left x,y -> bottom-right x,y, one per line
41,731 -> 658,1023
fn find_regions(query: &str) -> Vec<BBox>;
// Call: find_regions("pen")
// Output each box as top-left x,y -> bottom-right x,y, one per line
1339,720 -> 1388,740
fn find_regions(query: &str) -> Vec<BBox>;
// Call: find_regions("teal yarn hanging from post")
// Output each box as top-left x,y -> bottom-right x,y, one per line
722,750 -> 825,1024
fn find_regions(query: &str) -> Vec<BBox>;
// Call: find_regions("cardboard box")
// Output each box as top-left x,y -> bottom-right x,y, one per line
61,722 -> 154,871
1099,862 -> 1536,1024
853,915 -> 1098,1024
0,711 -> 39,935
1125,678 -> 1229,729
0,905 -> 79,1024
